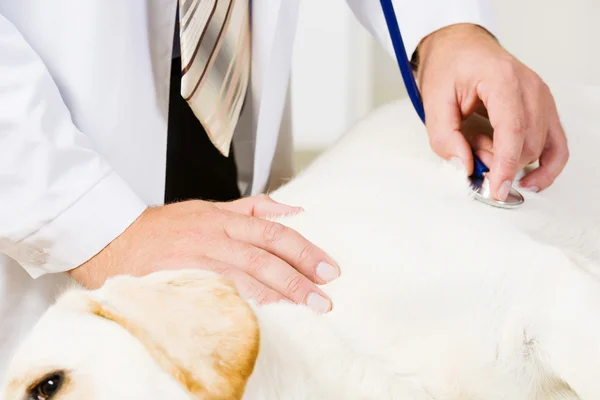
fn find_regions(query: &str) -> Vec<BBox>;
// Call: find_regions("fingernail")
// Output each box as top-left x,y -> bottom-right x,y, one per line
449,157 -> 465,171
525,186 -> 539,193
498,180 -> 512,201
316,262 -> 339,283
306,292 -> 331,314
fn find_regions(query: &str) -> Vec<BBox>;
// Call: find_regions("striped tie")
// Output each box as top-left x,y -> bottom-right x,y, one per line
177,0 -> 251,157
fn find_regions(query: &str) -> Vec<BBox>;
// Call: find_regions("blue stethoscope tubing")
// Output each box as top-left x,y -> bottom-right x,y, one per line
378,0 -> 489,180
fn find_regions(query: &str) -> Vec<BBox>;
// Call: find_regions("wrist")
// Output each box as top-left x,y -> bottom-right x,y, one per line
68,241 -> 113,289
12,171 -> 148,279
68,206 -> 151,289
416,23 -> 497,65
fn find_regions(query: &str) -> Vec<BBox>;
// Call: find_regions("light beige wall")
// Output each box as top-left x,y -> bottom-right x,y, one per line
371,39 -> 406,108
489,0 -> 600,86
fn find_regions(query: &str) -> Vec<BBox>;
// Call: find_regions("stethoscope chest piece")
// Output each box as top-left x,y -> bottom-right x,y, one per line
469,175 -> 525,209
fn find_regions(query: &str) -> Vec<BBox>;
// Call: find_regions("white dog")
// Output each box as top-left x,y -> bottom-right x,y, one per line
2,84 -> 600,400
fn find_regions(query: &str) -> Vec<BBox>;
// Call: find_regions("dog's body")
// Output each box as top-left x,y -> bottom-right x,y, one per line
3,84 -> 600,399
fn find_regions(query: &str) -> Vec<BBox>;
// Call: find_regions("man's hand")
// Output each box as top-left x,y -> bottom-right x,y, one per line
416,23 -> 569,200
69,195 -> 340,313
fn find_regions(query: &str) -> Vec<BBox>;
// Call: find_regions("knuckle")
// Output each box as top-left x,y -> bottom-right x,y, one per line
257,194 -> 271,202
262,221 -> 286,244
283,274 -> 308,298
507,119 -> 526,137
209,262 -> 230,276
533,76 -> 547,93
246,250 -> 266,273
428,133 -> 446,154
198,208 -> 223,221
558,146 -> 570,165
188,228 -> 212,244
499,153 -> 520,170
539,170 -> 556,187
253,288 -> 275,306
542,83 -> 554,100
522,140 -> 542,160
497,59 -> 519,79
179,200 -> 197,211
297,243 -> 313,266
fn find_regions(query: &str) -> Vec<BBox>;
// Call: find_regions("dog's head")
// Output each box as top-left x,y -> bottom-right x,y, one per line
0,270 -> 260,400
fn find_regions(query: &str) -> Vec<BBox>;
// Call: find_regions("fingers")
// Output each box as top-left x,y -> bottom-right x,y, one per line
469,133 -> 493,154
212,199 -> 338,313
219,214 -> 339,313
484,74 -> 565,195
252,198 -> 304,218
461,115 -> 495,168
208,258 -> 289,306
424,89 -> 475,175
519,112 -> 569,191
225,213 -> 340,283
173,256 -> 288,305
245,244 -> 332,312
217,194 -> 303,218
474,148 -> 494,167
416,22 -> 567,194
487,123 -> 525,200
213,239 -> 333,313
481,73 -> 528,201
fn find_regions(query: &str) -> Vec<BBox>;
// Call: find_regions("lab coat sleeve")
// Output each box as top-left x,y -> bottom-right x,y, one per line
0,14 -> 147,278
345,0 -> 497,63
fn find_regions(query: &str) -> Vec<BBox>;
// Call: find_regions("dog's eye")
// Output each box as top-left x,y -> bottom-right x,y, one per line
28,372 -> 64,400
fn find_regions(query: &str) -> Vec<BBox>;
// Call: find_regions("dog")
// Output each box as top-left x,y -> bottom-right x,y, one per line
2,83 -> 600,400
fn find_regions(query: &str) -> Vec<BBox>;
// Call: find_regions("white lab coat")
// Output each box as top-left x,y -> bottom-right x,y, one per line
0,0 -> 493,377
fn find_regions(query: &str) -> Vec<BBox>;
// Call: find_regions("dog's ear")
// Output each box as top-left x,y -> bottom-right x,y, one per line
65,270 -> 260,400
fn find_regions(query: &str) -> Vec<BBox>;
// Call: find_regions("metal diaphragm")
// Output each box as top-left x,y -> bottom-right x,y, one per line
470,175 -> 524,209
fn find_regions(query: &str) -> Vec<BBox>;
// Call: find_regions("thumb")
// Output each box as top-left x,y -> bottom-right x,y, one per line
424,94 -> 474,175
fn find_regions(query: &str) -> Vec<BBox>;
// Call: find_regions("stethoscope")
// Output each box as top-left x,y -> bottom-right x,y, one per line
378,0 -> 524,209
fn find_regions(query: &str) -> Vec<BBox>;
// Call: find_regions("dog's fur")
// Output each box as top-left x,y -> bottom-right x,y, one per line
2,84 -> 600,400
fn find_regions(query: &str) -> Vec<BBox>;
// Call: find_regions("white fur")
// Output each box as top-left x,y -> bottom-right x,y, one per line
3,83 -> 600,400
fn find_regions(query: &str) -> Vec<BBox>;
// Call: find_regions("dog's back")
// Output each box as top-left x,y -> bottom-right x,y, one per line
244,88 -> 600,399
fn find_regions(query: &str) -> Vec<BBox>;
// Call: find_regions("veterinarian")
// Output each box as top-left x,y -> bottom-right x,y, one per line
0,0 -> 568,374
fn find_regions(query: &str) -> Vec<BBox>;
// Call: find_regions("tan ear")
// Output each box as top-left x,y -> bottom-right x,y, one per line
65,270 -> 259,400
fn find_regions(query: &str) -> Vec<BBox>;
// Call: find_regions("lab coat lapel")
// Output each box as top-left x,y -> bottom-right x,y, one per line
247,0 -> 300,196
